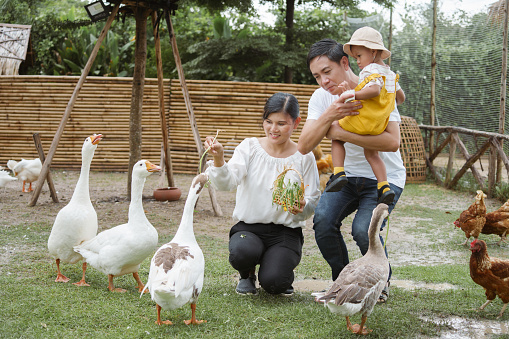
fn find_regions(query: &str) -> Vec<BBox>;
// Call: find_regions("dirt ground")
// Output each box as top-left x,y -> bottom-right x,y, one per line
0,168 -> 484,274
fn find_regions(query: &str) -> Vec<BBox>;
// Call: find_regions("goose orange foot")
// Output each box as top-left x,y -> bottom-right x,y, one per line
133,272 -> 147,293
55,273 -> 70,283
54,259 -> 69,282
155,305 -> 173,325
184,304 -> 206,325
73,279 -> 90,287
73,263 -> 90,286
108,274 -> 126,292
349,324 -> 372,335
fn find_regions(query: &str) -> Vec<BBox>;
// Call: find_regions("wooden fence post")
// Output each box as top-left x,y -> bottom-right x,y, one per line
32,133 -> 58,203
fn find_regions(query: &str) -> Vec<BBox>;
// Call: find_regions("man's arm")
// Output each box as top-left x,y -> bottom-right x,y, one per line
326,121 -> 401,152
298,100 -> 361,154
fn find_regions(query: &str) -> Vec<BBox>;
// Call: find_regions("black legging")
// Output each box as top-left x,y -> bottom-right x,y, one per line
228,221 -> 303,294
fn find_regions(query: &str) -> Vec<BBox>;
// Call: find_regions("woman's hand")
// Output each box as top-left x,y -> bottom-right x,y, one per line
204,136 -> 225,167
289,198 -> 306,215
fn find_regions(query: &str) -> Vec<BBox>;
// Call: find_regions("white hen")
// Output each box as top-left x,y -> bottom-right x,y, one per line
142,173 -> 208,326
47,134 -> 103,286
74,160 -> 161,292
0,166 -> 17,189
7,158 -> 42,192
318,203 -> 390,335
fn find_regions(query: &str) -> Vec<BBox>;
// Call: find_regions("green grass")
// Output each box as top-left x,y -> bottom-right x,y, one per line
2,181 -> 509,338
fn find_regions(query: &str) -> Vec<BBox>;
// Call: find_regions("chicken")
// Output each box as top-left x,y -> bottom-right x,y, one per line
482,200 -> 509,245
454,190 -> 487,246
313,145 -> 333,192
469,239 -> 509,319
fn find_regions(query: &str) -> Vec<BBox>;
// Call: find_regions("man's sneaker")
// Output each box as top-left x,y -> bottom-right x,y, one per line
280,285 -> 294,297
236,275 -> 258,295
324,172 -> 348,193
377,184 -> 395,205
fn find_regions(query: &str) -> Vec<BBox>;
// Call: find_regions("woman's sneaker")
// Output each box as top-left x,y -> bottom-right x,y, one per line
280,286 -> 294,297
236,275 -> 258,295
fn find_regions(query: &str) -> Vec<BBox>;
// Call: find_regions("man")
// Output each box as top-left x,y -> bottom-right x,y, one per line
298,38 -> 406,303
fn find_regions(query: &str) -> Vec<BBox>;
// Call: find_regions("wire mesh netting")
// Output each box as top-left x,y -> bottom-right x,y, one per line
348,1 -> 508,157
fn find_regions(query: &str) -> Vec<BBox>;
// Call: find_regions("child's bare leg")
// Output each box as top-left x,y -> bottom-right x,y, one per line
364,148 -> 395,204
325,140 -> 348,193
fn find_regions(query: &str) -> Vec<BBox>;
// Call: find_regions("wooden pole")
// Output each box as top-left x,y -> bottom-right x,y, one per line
32,133 -> 58,203
164,10 -> 222,217
430,0 -> 437,157
497,0 -> 509,185
127,6 -> 151,198
29,3 -> 121,207
151,11 -> 174,187
164,11 -> 204,159
388,6 -> 393,67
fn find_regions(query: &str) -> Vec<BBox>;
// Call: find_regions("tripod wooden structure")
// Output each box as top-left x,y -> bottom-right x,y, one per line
29,0 -> 222,216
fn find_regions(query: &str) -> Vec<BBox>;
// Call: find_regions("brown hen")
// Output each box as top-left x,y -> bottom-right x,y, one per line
483,200 -> 509,245
469,239 -> 509,319
454,190 -> 487,246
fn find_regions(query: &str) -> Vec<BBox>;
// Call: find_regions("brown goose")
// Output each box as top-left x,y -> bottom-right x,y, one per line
318,203 -> 390,335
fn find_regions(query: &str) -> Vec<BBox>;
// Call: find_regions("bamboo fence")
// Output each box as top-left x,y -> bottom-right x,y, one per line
0,76 -> 424,181
0,76 -> 320,173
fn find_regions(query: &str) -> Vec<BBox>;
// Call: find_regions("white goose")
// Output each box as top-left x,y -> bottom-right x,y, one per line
47,134 -> 103,286
74,160 -> 161,292
318,203 -> 390,335
7,158 -> 42,192
0,166 -> 17,189
142,173 -> 207,326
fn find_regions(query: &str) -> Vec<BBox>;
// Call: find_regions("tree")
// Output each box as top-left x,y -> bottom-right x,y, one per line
258,0 -> 395,83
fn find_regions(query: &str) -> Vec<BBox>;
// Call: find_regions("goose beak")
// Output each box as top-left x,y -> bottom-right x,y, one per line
145,161 -> 161,172
90,134 -> 103,145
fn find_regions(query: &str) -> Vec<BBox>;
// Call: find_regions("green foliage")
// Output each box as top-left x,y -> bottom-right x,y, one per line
184,5 -> 350,83
494,181 -> 509,202
51,23 -> 135,76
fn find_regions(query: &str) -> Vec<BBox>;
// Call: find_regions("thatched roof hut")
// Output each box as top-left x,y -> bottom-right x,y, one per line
0,23 -> 31,75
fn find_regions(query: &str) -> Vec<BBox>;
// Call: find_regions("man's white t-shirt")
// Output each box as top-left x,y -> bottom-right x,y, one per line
307,87 -> 406,188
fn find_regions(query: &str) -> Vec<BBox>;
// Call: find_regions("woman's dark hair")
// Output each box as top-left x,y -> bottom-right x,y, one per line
306,38 -> 350,69
262,92 -> 300,121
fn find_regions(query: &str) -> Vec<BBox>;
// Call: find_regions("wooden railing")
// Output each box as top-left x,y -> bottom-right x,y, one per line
420,125 -> 509,196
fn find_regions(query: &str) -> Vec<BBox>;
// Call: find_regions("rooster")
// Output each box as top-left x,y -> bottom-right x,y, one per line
454,190 -> 487,246
482,200 -> 509,245
469,239 -> 509,319
312,145 -> 333,192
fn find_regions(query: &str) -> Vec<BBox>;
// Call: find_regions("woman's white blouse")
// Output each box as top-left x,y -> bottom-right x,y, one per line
206,137 -> 320,228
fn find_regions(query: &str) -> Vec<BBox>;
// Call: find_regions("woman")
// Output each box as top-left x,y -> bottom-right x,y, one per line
204,92 -> 320,296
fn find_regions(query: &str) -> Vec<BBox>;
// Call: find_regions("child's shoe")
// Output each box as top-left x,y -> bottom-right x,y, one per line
377,184 -> 395,204
324,172 -> 348,193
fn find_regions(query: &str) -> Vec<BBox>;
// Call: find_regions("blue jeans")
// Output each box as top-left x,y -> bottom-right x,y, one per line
313,177 -> 403,281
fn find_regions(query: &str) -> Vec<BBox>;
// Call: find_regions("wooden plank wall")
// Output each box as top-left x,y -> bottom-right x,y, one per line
0,76 -> 324,173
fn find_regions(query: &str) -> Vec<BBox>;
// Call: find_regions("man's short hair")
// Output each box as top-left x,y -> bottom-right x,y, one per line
307,38 -> 349,69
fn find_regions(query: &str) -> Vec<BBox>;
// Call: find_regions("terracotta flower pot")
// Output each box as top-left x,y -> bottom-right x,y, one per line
153,187 -> 182,201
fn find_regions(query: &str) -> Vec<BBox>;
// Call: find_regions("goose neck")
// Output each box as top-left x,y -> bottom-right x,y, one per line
71,152 -> 93,202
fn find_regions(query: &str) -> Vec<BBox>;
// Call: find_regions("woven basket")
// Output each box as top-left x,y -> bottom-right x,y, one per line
400,116 -> 426,183
272,167 -> 305,211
